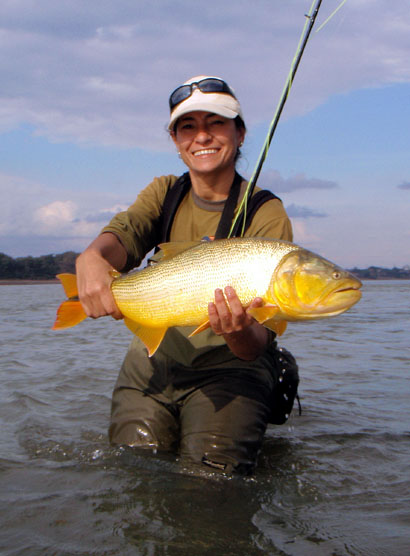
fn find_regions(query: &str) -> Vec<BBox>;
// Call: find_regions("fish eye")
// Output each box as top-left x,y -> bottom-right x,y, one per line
332,271 -> 342,280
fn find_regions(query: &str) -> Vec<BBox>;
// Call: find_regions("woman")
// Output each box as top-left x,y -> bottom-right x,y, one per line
76,76 -> 297,474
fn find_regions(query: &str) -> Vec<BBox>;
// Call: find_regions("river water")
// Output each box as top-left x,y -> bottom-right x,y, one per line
0,281 -> 409,555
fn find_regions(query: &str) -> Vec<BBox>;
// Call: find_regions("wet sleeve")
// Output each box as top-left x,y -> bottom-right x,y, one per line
101,175 -> 177,271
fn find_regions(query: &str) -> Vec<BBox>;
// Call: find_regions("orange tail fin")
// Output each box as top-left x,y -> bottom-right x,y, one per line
52,273 -> 87,330
52,300 -> 87,329
56,273 -> 78,298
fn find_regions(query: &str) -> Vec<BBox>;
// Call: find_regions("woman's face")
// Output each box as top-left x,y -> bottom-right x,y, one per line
171,111 -> 245,177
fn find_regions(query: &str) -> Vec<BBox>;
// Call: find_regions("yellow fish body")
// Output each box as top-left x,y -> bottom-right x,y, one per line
53,238 -> 362,356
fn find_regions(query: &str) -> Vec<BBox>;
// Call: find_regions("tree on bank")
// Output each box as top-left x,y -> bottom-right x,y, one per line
0,252 -> 78,280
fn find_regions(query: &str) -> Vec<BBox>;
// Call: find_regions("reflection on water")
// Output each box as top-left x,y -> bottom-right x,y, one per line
0,282 -> 409,555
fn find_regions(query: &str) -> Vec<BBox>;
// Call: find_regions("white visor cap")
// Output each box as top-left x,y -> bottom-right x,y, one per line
168,75 -> 244,130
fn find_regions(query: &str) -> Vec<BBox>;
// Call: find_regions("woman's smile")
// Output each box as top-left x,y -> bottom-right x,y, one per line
193,148 -> 219,157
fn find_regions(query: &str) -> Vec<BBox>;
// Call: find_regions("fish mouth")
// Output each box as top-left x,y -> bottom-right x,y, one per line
335,285 -> 361,294
317,284 -> 362,316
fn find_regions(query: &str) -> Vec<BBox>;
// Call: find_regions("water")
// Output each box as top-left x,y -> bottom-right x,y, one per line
0,281 -> 409,555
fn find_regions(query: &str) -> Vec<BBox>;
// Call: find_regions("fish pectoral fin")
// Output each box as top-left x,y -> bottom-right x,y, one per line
158,241 -> 202,261
56,273 -> 78,298
248,305 -> 280,324
52,300 -> 87,329
123,317 -> 167,357
247,306 -> 288,337
263,319 -> 287,336
188,320 -> 211,337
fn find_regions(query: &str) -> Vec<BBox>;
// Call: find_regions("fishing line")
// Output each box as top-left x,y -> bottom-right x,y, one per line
229,0 -> 346,238
315,0 -> 347,33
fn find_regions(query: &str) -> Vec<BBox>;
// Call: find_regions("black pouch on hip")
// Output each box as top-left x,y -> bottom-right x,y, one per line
269,346 -> 300,425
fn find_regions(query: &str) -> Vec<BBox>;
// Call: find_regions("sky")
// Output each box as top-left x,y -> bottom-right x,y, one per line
0,0 -> 409,269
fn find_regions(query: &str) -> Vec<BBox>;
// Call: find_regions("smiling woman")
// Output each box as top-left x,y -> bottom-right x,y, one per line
74,74 -> 297,474
168,76 -> 246,200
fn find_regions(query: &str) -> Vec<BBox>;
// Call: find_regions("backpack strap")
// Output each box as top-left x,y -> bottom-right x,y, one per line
160,173 -> 191,243
214,172 -> 243,239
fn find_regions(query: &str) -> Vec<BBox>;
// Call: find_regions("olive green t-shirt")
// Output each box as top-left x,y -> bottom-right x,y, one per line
102,175 -> 293,366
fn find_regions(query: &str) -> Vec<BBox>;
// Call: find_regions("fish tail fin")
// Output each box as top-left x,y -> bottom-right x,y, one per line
52,273 -> 87,329
56,273 -> 79,298
52,300 -> 87,329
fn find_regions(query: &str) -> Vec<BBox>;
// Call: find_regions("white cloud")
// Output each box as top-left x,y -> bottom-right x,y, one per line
32,200 -> 112,238
292,220 -> 322,249
34,200 -> 76,230
286,204 -> 327,219
0,173 -> 129,255
0,0 -> 409,148
32,200 -> 125,239
259,169 -> 338,193
1,0 -> 409,267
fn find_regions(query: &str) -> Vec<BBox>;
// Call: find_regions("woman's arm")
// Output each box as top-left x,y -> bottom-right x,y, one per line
75,232 -> 127,320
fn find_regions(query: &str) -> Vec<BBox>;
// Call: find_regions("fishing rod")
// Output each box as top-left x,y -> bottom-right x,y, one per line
229,0 -> 323,237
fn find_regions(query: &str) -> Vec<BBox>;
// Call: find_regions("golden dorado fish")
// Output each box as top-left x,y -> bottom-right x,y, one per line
53,238 -> 362,356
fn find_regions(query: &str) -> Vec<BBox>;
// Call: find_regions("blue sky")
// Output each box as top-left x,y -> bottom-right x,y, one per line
0,0 -> 409,268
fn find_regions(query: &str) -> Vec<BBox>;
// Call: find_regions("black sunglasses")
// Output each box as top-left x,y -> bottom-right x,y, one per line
169,78 -> 236,111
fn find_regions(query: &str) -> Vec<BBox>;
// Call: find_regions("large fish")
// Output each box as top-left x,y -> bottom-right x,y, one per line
53,238 -> 362,356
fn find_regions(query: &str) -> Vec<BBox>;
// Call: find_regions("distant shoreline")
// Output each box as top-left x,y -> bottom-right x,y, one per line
0,279 -> 60,285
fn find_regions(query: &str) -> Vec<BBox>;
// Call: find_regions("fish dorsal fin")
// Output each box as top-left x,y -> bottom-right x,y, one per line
123,317 -> 167,357
157,241 -> 202,261
188,319 -> 211,337
56,273 -> 78,298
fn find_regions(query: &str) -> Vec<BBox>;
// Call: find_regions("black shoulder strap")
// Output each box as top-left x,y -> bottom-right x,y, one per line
214,172 -> 243,239
160,173 -> 191,243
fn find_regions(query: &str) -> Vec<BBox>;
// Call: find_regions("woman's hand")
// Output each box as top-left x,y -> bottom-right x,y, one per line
208,286 -> 269,360
75,233 -> 127,320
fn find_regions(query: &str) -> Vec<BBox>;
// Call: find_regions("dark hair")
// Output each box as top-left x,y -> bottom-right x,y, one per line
234,116 -> 246,162
234,115 -> 246,132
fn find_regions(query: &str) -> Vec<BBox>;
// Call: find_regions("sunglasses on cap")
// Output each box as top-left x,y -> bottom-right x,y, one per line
169,78 -> 237,111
